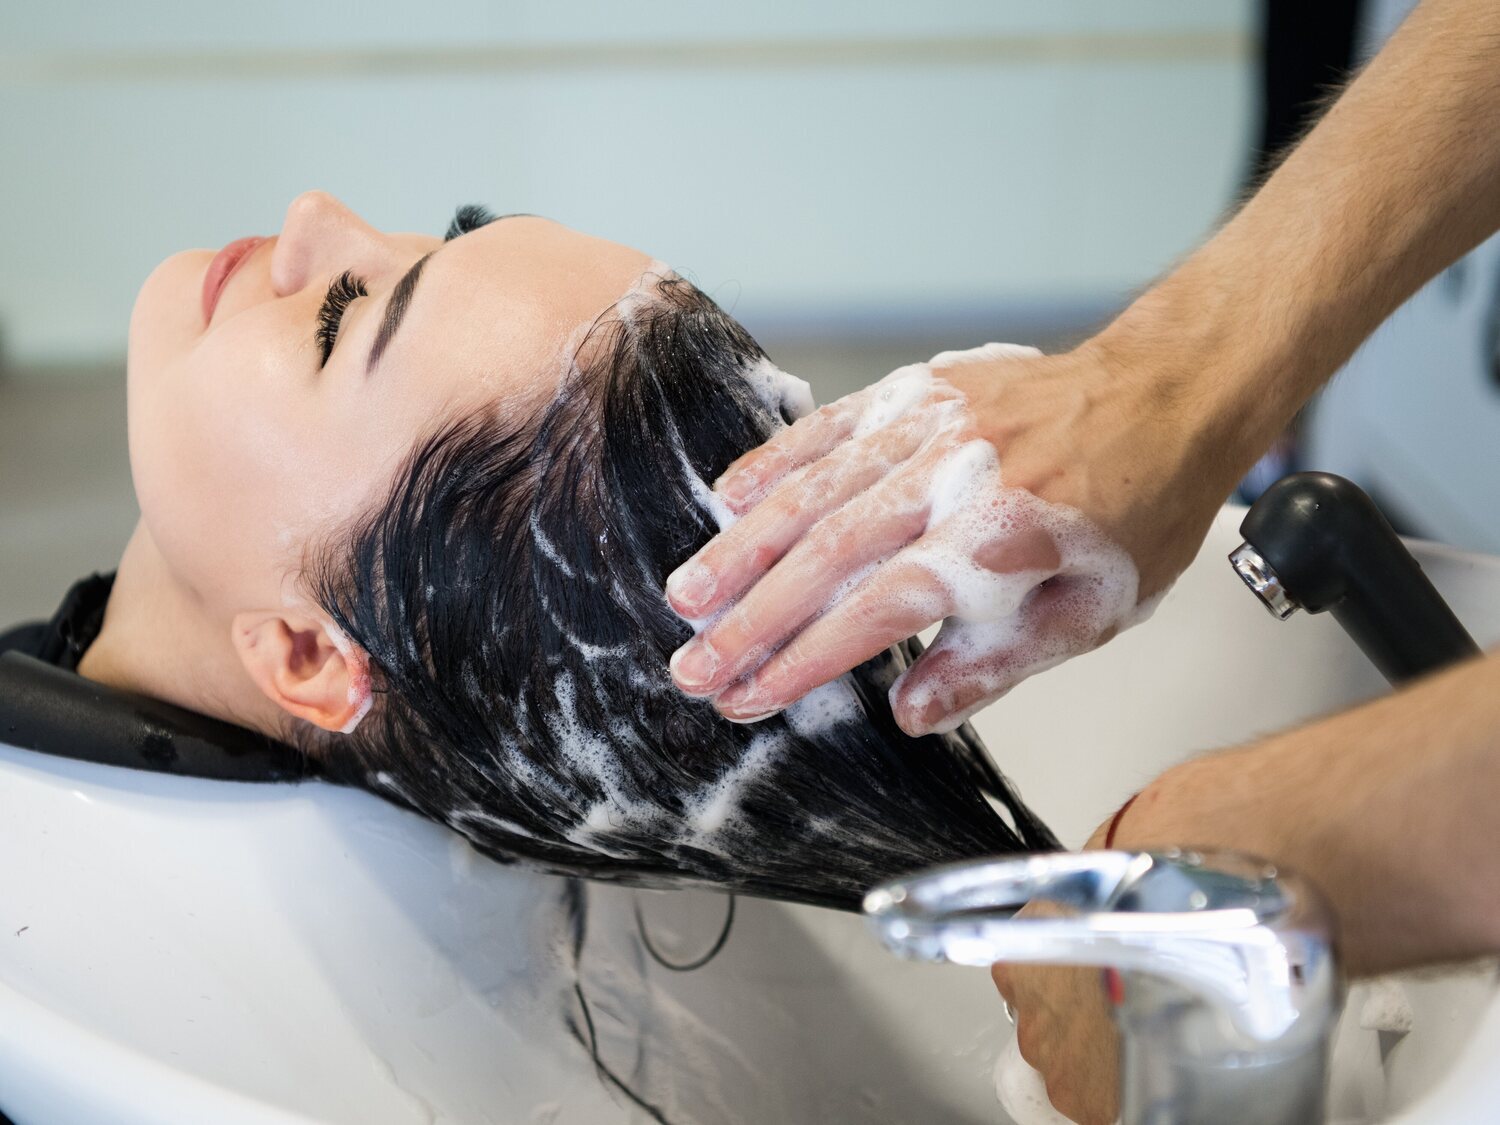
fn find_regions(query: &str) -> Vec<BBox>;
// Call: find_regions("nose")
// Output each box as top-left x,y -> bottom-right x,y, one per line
269,190 -> 383,297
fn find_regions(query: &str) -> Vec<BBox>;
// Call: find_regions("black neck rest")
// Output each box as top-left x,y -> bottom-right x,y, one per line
0,651 -> 313,782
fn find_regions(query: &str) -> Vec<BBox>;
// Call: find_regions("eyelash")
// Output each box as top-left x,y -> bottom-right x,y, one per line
313,206 -> 497,366
314,270 -> 367,366
445,203 -> 497,241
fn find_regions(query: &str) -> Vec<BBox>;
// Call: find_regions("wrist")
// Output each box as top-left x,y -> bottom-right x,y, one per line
1096,792 -> 1140,850
1085,758 -> 1220,855
1089,272 -> 1306,487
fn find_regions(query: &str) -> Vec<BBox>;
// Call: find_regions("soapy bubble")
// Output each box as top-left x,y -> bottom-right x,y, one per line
694,343 -> 1142,734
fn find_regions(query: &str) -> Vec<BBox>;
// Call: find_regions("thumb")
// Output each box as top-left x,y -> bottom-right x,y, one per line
891,575 -> 1110,735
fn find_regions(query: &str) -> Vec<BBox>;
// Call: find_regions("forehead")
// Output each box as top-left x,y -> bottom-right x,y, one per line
387,217 -> 654,407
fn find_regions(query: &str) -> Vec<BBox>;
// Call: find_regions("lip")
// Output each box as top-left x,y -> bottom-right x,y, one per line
201,236 -> 267,325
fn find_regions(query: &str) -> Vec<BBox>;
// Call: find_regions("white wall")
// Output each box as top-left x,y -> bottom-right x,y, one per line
1301,0 -> 1500,553
0,1 -> 1254,370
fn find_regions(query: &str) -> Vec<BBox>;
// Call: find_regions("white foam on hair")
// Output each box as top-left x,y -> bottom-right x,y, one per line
681,730 -> 783,840
614,258 -> 678,323
370,769 -> 416,804
450,806 -> 539,841
667,352 -> 790,632
784,678 -> 863,738
740,355 -> 815,422
537,589 -> 631,661
551,671 -> 643,813
539,348 -> 871,852
675,440 -> 738,534
659,358 -> 901,846
505,342 -> 884,856
529,510 -> 575,579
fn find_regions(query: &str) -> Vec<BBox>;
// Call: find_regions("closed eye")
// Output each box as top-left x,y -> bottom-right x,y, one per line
314,270 -> 367,367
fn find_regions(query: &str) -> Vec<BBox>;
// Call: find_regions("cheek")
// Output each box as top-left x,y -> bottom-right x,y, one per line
128,329 -> 323,606
124,254 -> 420,610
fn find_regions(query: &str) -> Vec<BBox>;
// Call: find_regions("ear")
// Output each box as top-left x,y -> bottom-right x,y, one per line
230,610 -> 372,734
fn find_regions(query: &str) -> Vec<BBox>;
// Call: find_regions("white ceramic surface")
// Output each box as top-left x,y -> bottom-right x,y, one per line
2,506 -> 1498,1124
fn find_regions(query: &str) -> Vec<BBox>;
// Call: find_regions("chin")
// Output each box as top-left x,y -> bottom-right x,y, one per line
127,249 -> 214,385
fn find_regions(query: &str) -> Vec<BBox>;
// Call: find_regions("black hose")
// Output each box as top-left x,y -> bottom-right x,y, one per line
1239,472 -> 1481,684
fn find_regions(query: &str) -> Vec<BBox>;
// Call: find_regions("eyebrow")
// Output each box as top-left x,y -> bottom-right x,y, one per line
366,250 -> 435,375
364,211 -> 524,374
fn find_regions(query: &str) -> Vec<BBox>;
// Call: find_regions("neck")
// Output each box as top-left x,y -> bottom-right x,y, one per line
78,522 -> 287,738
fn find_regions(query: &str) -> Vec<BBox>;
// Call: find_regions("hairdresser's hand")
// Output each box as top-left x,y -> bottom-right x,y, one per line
992,819 -> 1121,1125
665,340 -> 1243,735
992,960 -> 1119,1125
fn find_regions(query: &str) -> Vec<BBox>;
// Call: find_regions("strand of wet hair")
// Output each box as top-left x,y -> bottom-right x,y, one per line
563,880 -> 675,1124
566,982 -> 672,1124
633,893 -> 736,972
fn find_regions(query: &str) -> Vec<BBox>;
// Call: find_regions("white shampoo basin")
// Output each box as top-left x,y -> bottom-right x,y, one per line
2,506 -> 1498,1124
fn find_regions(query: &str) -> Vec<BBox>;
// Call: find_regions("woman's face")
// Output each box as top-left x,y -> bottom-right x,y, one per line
127,191 -> 651,615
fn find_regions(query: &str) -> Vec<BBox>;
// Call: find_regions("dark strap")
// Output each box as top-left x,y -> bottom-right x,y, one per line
0,651 -> 313,783
0,572 -> 116,670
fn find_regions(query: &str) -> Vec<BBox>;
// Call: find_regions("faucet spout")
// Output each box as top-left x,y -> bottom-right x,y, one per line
865,849 -> 1342,1124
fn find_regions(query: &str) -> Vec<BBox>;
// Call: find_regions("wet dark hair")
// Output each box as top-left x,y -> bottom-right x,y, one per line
304,273 -> 1056,912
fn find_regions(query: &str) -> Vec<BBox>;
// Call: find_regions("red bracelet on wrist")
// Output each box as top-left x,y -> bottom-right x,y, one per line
1103,792 -> 1140,849
1100,792 -> 1143,1009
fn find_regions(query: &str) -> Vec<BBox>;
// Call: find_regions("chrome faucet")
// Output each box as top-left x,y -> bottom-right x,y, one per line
865,849 -> 1341,1124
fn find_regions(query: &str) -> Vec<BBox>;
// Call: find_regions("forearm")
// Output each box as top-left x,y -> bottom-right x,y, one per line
1095,0 -> 1500,486
1114,650 -> 1500,977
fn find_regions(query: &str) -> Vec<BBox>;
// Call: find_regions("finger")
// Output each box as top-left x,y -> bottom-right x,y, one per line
715,360 -> 964,511
706,490 -> 1062,715
969,523 -> 1061,575
665,415 -> 934,620
711,554 -> 953,720
891,574 -> 1107,736
713,392 -> 871,511
672,449 -> 947,699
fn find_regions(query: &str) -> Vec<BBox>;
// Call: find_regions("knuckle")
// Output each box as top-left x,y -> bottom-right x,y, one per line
839,590 -> 893,637
717,603 -> 762,652
991,963 -> 1012,995
762,641 -> 819,695
798,403 -> 845,445
801,453 -> 849,494
757,443 -> 794,474
749,473 -> 809,523
801,510 -> 860,568
751,542 -> 783,573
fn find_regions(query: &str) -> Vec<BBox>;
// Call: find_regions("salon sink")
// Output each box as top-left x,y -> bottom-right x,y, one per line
1,506 -> 1498,1124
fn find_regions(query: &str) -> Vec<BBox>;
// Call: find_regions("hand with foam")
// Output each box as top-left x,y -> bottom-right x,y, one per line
666,341 -> 1220,735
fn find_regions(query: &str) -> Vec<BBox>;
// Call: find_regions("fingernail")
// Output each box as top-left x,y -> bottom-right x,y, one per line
666,560 -> 715,611
920,698 -> 949,731
895,697 -> 947,737
716,681 -> 781,723
669,639 -> 720,692
717,470 -> 756,505
721,707 -> 781,724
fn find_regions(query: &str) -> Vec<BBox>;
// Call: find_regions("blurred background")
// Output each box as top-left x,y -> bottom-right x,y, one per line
3,0 -> 1495,630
